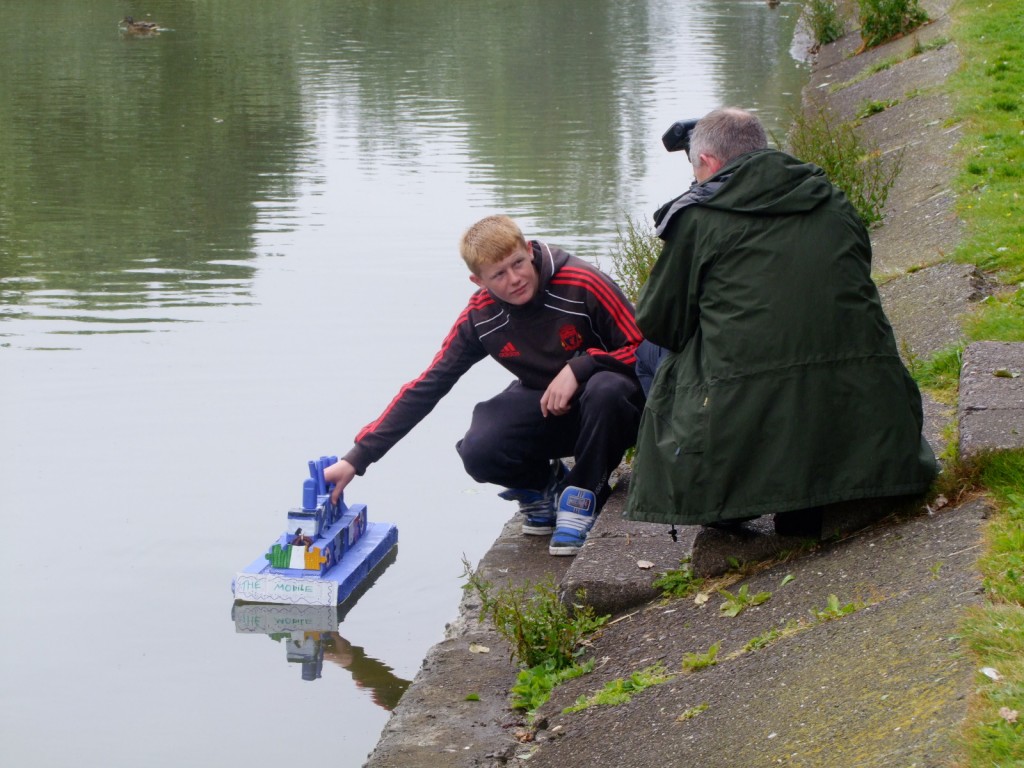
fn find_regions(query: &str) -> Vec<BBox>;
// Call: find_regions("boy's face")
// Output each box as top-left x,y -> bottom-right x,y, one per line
469,246 -> 539,305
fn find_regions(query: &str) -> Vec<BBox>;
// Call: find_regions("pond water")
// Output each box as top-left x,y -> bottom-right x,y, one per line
0,1 -> 809,765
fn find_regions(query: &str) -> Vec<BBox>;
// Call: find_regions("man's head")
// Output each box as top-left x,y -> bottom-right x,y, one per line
462,215 -> 539,306
688,108 -> 768,182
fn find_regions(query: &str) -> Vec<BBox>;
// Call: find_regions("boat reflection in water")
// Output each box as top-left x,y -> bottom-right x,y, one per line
232,549 -> 410,709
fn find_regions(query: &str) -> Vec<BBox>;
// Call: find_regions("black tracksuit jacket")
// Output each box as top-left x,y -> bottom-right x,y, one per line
343,240 -> 642,474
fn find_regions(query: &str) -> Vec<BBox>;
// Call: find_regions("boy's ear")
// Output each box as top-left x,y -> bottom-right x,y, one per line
469,274 -> 484,288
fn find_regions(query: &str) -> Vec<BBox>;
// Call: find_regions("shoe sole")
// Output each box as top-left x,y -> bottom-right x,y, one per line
548,543 -> 582,555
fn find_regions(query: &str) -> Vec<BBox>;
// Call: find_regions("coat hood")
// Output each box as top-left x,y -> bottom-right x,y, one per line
654,149 -> 834,235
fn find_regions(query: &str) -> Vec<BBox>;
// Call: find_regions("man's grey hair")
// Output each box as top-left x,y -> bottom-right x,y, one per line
689,108 -> 768,171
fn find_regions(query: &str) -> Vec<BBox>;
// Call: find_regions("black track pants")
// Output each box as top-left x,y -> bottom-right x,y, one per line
455,371 -> 644,511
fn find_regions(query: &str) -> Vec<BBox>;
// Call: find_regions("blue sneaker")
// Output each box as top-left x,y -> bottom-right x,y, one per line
498,461 -> 566,535
549,486 -> 597,556
498,488 -> 556,534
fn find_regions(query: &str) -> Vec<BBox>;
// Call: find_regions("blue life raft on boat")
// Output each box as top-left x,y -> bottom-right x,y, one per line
232,457 -> 398,606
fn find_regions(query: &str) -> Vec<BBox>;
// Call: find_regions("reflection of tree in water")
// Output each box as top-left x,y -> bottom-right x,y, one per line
322,633 -> 410,711
0,2 -> 310,313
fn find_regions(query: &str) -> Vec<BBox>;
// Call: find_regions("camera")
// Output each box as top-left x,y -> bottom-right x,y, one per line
662,118 -> 699,154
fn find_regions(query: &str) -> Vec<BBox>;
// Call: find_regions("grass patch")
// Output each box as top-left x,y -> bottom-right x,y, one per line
857,98 -> 900,119
964,291 -> 1024,343
462,559 -> 607,670
946,11 -> 1024,757
564,663 -> 674,713
978,452 -> 1024,605
512,658 -> 594,713
961,605 -> 1024,765
906,343 -> 963,404
462,559 -> 607,715
677,703 -> 710,721
958,450 -> 1024,764
951,0 -> 1024,291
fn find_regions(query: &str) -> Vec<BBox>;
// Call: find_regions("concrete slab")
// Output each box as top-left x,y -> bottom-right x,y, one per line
690,496 -> 927,579
526,500 -> 987,768
865,93 -> 965,275
560,491 -> 698,616
366,517 -> 571,768
877,262 -> 989,361
958,341 -> 1024,458
690,516 -> 805,578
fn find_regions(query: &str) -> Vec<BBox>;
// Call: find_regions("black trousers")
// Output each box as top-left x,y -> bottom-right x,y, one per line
455,371 -> 644,511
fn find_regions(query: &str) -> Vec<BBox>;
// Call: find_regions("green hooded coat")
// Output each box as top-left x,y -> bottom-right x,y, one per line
624,149 -> 937,525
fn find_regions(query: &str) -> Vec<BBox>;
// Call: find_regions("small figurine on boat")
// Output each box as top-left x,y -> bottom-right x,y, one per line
232,457 -> 398,606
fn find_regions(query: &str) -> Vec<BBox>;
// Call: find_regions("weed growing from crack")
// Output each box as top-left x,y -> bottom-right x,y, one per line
461,557 -> 607,670
462,558 -> 607,715
743,627 -> 784,652
810,594 -> 864,622
677,703 -> 710,721
718,584 -> 772,617
682,642 -> 721,672
563,663 -> 674,713
653,558 -> 704,599
511,658 -> 594,713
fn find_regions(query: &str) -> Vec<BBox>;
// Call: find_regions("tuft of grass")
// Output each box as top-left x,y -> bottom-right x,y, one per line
511,658 -> 594,713
718,584 -> 772,617
461,559 -> 607,670
929,453 -> 986,507
677,703 -> 710,721
682,642 -> 721,672
463,559 -> 608,715
810,594 -> 864,622
906,343 -> 963,403
856,0 -> 929,50
788,107 -> 902,227
806,0 -> 845,47
743,627 -> 784,652
857,98 -> 900,119
652,559 -> 704,599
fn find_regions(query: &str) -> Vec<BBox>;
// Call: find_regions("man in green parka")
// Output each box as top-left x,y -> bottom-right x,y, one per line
624,107 -> 937,534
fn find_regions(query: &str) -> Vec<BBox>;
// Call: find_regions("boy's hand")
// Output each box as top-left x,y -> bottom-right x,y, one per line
540,365 -> 579,417
325,459 -> 357,504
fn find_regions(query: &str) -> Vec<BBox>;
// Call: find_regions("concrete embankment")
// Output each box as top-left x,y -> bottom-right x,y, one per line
365,0 -> 1024,765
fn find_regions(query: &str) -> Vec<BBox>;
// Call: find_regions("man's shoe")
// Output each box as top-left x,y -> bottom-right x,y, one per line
549,486 -> 597,556
498,488 -> 557,534
498,461 -> 567,536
